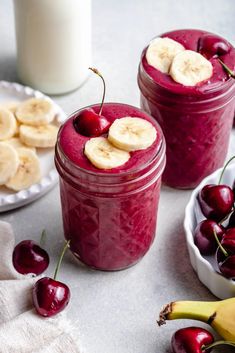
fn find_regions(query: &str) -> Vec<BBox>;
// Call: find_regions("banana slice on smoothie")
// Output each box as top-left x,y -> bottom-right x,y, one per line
170,50 -> 213,86
146,37 -> 185,73
84,137 -> 130,169
5,137 -> 36,153
16,98 -> 55,126
19,124 -> 59,148
108,117 -> 156,152
0,108 -> 17,140
6,148 -> 41,191
0,142 -> 20,185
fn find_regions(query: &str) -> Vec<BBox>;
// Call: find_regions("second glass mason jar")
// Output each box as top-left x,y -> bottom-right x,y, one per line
55,103 -> 166,271
138,29 -> 235,189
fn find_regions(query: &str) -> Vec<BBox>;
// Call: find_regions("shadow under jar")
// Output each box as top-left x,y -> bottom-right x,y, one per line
138,29 -> 235,189
55,103 -> 166,271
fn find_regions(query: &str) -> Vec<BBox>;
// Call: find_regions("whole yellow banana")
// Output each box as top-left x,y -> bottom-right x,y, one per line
157,298 -> 235,341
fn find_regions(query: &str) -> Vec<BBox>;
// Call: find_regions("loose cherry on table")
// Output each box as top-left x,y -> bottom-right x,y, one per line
198,157 -> 235,222
13,230 -> 49,275
171,327 -> 214,353
198,33 -> 231,59
33,240 -> 71,317
171,326 -> 235,353
73,68 -> 111,137
194,220 -> 224,255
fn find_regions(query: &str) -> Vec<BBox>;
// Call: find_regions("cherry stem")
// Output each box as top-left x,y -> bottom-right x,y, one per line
218,156 -> 235,185
39,229 -> 46,247
213,229 -> 228,257
89,67 -> 106,116
53,240 -> 70,281
218,59 -> 235,79
202,340 -> 235,351
219,208 -> 234,225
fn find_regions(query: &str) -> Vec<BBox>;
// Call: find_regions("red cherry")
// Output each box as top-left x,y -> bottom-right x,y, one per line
216,229 -> 235,264
13,240 -> 49,275
194,220 -> 224,255
171,327 -> 214,353
73,68 -> 111,137
198,184 -> 234,222
216,228 -> 235,278
198,33 -> 230,59
32,277 -> 70,317
218,255 -> 235,279
73,108 -> 111,137
32,240 -> 70,317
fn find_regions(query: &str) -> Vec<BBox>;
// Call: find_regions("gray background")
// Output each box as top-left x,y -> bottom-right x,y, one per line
0,1 -> 235,352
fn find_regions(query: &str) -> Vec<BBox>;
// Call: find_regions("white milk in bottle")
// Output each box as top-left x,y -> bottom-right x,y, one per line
13,0 -> 92,94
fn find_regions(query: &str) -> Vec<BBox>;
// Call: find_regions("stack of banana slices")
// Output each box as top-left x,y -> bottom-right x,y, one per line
84,117 -> 157,169
146,37 -> 213,86
0,98 -> 59,191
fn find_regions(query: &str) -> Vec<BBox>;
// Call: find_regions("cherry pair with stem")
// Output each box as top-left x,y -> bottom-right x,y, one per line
172,326 -> 235,353
13,231 -> 70,317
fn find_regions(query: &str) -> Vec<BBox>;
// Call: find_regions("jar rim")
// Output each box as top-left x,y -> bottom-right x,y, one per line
56,102 -> 165,180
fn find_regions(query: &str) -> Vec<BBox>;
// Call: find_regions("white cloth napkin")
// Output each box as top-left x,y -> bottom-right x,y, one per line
0,221 -> 82,353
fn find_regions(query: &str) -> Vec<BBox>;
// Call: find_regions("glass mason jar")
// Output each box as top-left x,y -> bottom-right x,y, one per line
55,103 -> 166,271
13,0 -> 91,94
138,30 -> 235,189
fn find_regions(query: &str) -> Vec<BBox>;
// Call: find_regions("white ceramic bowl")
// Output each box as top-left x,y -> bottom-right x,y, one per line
184,162 -> 235,299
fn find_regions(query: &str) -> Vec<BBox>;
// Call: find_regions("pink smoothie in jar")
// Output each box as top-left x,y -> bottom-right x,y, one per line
55,103 -> 166,271
138,29 -> 235,189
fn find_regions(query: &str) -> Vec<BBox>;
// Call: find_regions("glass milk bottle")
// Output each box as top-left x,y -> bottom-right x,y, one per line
13,0 -> 92,94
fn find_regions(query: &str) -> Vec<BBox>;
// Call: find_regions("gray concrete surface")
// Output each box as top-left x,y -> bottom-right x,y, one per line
0,1 -> 235,352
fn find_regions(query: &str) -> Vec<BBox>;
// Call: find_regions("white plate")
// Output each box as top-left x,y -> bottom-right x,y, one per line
0,81 -> 66,212
184,145 -> 235,299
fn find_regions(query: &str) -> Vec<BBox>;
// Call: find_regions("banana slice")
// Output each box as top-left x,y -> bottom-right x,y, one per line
1,101 -> 20,115
6,148 -> 41,191
0,108 -> 17,140
108,117 -> 156,152
16,98 -> 55,126
84,137 -> 130,169
170,50 -> 213,86
5,137 -> 36,153
0,143 -> 20,185
146,37 -> 185,73
19,124 -> 59,148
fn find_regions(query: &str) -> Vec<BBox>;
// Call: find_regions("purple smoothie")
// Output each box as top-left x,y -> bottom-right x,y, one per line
138,29 -> 235,189
55,103 -> 166,270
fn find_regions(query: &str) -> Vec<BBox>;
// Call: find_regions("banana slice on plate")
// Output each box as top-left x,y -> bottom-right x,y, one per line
6,148 -> 41,191
0,108 -> 17,140
16,98 -> 55,126
146,37 -> 185,73
84,137 -> 130,169
108,117 -> 156,152
170,50 -> 213,86
1,101 -> 20,115
19,124 -> 59,148
0,142 -> 20,185
5,137 -> 36,153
